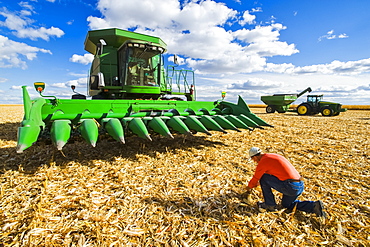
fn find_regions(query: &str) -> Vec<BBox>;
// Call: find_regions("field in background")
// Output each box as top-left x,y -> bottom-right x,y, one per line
0,105 -> 369,246
249,104 -> 370,110
2,104 -> 370,109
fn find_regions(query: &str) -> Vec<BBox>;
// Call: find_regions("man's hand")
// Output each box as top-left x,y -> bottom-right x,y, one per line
241,186 -> 253,204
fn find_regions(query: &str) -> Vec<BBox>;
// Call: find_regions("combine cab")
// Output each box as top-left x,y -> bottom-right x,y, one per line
17,28 -> 272,153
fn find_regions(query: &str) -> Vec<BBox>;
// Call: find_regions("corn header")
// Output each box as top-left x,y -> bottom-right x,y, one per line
17,28 -> 271,153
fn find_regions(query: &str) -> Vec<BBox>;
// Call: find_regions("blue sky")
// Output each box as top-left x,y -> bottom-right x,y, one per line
1,0 -> 370,105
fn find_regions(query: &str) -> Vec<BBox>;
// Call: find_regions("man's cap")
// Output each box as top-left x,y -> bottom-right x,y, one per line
249,147 -> 261,157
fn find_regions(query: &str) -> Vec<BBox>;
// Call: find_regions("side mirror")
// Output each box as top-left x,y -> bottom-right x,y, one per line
173,55 -> 179,65
89,72 -> 105,90
97,72 -> 105,87
96,39 -> 106,55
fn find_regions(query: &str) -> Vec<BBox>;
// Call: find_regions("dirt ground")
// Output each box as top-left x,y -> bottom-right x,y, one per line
0,105 -> 369,246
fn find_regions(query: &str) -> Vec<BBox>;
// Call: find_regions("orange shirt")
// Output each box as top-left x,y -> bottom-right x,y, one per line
248,153 -> 300,188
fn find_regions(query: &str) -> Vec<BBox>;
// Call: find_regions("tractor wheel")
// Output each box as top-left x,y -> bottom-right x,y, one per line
266,105 -> 275,113
321,107 -> 334,117
297,104 -> 311,115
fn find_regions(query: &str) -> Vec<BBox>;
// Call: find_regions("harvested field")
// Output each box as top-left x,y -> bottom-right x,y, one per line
0,105 -> 369,246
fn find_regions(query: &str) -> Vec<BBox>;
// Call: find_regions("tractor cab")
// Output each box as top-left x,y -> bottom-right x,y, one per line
306,95 -> 323,107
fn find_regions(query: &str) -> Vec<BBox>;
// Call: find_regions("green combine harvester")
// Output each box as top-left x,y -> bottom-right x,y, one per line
17,28 -> 271,153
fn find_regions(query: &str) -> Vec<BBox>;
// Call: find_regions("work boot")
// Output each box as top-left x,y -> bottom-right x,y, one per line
257,202 -> 277,212
313,200 -> 326,218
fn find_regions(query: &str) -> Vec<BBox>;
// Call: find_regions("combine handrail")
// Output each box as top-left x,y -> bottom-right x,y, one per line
166,65 -> 195,98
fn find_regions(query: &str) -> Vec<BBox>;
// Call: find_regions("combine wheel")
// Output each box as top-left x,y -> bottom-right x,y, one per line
297,104 -> 311,116
266,105 -> 275,113
321,107 -> 334,117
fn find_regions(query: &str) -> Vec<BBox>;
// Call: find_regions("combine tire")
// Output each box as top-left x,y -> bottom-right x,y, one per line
266,105 -> 275,113
297,104 -> 311,116
321,107 -> 334,117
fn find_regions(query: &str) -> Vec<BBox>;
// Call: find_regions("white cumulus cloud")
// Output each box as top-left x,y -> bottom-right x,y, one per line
266,58 -> 370,75
239,10 -> 256,25
70,54 -> 94,65
227,78 -> 282,90
0,8 -> 64,41
0,35 -> 52,69
87,0 -> 298,75
318,30 -> 348,41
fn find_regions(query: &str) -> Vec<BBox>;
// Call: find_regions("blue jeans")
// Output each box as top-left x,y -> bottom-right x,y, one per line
260,174 -> 315,213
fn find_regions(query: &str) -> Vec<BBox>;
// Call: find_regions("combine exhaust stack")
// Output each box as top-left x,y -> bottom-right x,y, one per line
16,28 -> 272,153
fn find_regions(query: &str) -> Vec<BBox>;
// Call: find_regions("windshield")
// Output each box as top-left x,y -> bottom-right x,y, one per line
119,44 -> 163,87
308,96 -> 322,102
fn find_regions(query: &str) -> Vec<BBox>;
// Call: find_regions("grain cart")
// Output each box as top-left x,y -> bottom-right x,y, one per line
297,94 -> 347,116
17,28 -> 272,153
260,87 -> 312,113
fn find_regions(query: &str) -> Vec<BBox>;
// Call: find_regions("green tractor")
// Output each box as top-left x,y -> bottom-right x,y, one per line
17,28 -> 272,153
296,95 -> 347,117
260,87 -> 312,113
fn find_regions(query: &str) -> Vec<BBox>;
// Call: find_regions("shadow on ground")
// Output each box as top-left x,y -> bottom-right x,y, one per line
0,133 -> 226,174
